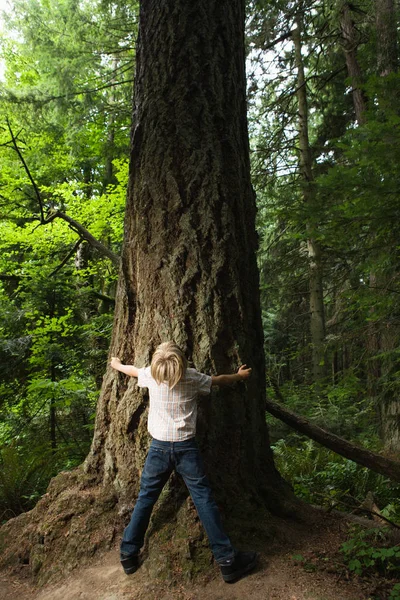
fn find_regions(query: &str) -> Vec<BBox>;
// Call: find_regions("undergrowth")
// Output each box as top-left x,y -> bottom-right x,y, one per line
271,435 -> 400,523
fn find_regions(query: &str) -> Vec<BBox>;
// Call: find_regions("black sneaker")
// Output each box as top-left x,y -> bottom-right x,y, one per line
220,551 -> 258,583
120,553 -> 139,575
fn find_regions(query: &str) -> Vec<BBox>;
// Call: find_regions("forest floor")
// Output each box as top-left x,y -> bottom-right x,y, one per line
0,512 -> 392,600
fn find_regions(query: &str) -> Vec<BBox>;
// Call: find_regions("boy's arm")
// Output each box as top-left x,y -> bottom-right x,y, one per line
211,365 -> 252,387
110,356 -> 139,378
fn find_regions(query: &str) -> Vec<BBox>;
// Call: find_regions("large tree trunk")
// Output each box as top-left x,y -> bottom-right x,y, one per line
1,0 -> 297,584
85,0 -> 292,511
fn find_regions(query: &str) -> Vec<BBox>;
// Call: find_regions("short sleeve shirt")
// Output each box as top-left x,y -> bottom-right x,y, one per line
137,367 -> 212,441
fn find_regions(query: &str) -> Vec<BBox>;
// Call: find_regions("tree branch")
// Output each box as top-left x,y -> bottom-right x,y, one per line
315,492 -> 400,529
89,290 -> 116,306
49,238 -> 84,277
6,119 -> 45,222
46,210 -> 120,268
262,30 -> 294,51
0,274 -> 21,281
7,79 -> 135,107
3,126 -> 120,269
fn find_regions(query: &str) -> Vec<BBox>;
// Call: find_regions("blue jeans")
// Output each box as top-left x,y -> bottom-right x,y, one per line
120,437 -> 234,564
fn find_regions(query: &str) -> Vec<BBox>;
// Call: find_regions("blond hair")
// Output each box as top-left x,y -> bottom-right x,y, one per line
150,341 -> 187,389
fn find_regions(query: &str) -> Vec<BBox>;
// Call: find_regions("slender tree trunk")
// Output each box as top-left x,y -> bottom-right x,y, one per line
50,306 -> 57,452
343,344 -> 349,371
50,398 -> 57,453
103,56 -> 119,191
379,320 -> 400,454
375,0 -> 399,454
75,241 -> 107,389
332,350 -> 338,384
376,0 -> 398,76
340,2 -> 367,124
366,273 -> 381,401
82,163 -> 93,199
293,16 -> 326,384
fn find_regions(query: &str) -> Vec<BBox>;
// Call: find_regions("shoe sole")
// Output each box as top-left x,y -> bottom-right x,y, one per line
222,554 -> 258,583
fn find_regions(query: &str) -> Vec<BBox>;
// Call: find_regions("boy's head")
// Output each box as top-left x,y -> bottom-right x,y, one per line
151,341 -> 188,389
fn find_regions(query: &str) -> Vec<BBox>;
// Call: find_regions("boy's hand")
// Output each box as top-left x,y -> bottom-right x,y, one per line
237,364 -> 252,380
110,357 -> 139,378
110,356 -> 121,369
211,365 -> 252,387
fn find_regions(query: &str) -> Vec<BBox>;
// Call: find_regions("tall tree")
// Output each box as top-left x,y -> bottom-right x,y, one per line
84,0 -> 294,513
374,0 -> 400,453
376,0 -> 398,76
247,0 -> 400,450
340,1 -> 367,124
1,0 -> 297,581
293,13 -> 326,384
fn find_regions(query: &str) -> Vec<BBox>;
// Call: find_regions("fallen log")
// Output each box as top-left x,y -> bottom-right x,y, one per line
265,393 -> 400,483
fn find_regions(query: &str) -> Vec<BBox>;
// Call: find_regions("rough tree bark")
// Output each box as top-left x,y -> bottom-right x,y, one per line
85,0 -> 294,514
0,0 -> 297,584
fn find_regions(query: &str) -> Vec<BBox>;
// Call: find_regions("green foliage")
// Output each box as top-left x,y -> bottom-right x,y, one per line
267,372 -> 378,443
389,583 -> 400,600
0,444 -> 58,522
0,0 -> 136,188
340,526 -> 400,578
0,0 -> 135,521
290,553 -> 318,572
382,505 -> 400,527
250,0 -> 400,406
272,437 -> 400,516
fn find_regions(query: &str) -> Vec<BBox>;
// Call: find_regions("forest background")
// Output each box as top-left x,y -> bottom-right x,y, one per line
0,0 -> 400,590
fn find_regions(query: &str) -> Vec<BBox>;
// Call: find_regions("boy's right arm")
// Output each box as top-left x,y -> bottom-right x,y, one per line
211,364 -> 252,387
110,356 -> 139,378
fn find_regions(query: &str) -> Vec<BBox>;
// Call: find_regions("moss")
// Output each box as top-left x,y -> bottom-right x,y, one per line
139,497 -> 216,585
97,489 -> 119,510
46,469 -> 81,497
143,535 -> 175,581
181,544 -> 214,582
30,545 -> 46,575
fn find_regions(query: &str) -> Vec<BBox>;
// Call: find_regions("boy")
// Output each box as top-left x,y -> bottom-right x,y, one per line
110,341 -> 257,583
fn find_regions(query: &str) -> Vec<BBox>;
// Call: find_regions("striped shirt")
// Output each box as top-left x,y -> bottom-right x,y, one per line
137,367 -> 212,441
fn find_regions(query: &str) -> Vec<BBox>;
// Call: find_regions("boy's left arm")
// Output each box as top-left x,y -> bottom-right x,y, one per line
211,364 -> 252,387
110,357 -> 139,378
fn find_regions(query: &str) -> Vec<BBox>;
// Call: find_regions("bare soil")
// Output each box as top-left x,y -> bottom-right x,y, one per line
0,513 -> 382,600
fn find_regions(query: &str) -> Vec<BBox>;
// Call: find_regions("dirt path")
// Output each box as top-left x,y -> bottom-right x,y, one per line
1,517 -> 371,600
1,550 -> 365,600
